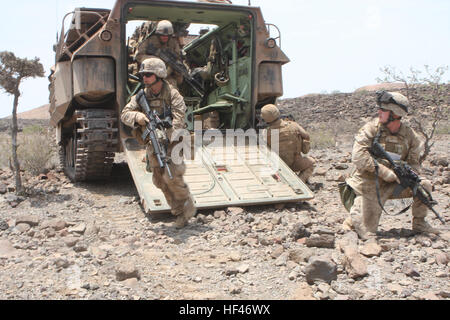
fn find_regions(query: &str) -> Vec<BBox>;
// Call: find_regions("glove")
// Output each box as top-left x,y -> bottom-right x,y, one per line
377,163 -> 400,184
135,113 -> 149,126
302,140 -> 311,154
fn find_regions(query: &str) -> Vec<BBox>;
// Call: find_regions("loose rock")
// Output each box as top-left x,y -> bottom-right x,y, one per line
305,234 -> 335,249
342,246 -> 368,279
402,263 -> 420,278
116,264 -> 141,281
16,215 -> 39,227
360,242 -> 382,257
305,256 -> 338,285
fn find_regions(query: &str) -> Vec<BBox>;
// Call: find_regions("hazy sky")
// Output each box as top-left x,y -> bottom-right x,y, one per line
0,0 -> 449,118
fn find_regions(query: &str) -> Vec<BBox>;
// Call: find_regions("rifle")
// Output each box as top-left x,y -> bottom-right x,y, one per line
371,137 -> 445,224
136,89 -> 173,180
146,43 -> 205,97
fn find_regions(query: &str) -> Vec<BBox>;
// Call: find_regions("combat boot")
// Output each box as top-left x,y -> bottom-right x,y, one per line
353,221 -> 376,241
174,214 -> 188,229
412,218 -> 440,235
342,217 -> 353,231
183,196 -> 196,220
174,196 -> 196,229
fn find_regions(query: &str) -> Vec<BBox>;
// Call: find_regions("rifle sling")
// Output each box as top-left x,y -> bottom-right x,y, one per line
374,157 -> 413,216
373,158 -> 390,215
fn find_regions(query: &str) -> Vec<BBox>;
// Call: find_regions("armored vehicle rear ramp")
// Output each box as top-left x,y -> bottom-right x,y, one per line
122,134 -> 314,214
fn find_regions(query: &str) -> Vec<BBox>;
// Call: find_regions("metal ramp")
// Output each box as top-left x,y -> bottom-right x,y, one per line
122,136 -> 314,214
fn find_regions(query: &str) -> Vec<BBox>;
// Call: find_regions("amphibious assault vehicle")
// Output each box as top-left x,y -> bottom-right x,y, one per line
49,0 -> 313,213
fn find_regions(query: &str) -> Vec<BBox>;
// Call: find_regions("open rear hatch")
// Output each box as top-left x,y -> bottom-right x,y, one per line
122,134 -> 314,214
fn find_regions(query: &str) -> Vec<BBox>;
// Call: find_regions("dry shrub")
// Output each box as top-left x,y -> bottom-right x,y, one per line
0,126 -> 58,175
18,126 -> 58,175
435,122 -> 450,135
330,119 -> 362,137
309,123 -> 336,149
378,65 -> 449,163
0,133 -> 10,168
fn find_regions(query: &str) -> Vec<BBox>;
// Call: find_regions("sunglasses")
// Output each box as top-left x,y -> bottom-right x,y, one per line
142,73 -> 154,78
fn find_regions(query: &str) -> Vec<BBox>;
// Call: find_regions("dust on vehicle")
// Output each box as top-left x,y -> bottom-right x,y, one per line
49,0 -> 313,213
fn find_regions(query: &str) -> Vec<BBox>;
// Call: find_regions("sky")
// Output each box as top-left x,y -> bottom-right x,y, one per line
0,0 -> 449,118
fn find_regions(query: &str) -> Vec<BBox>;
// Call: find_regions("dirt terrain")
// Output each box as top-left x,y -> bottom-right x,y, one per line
0,88 -> 449,300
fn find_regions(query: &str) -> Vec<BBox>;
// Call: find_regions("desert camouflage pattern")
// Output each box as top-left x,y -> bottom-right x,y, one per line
155,20 -> 174,36
380,92 -> 409,117
148,143 -> 194,218
349,181 -> 432,236
135,32 -> 182,64
135,34 -> 183,87
139,57 -> 168,78
346,118 -> 430,235
381,102 -> 408,118
346,118 -> 422,196
265,119 -> 316,183
121,81 -> 194,217
121,80 -> 186,132
260,104 -> 280,124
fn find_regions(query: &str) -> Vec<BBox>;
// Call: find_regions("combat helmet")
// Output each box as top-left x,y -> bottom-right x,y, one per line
261,104 -> 281,123
376,91 -> 409,117
139,57 -> 167,79
155,20 -> 174,36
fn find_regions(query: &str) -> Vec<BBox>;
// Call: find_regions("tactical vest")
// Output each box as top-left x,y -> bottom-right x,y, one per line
145,36 -> 181,59
373,125 -> 410,169
268,120 -> 302,166
144,81 -> 173,119
132,81 -> 173,146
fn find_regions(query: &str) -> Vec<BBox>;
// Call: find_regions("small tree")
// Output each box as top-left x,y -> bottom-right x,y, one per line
377,65 -> 449,163
0,51 -> 44,194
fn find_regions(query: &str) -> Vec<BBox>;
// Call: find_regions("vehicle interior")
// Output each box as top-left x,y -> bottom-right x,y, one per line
125,3 -> 255,131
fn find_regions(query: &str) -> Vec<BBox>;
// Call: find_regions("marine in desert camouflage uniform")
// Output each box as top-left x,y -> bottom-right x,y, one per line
134,20 -> 184,88
261,104 -> 316,183
343,91 -> 440,240
121,57 -> 196,228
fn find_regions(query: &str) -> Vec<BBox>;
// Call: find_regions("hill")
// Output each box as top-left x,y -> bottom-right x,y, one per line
2,104 -> 50,120
278,83 -> 450,128
1,82 -> 448,135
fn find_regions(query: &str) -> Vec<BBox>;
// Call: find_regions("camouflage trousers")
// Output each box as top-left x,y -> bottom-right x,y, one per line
290,155 -> 316,183
349,181 -> 431,234
146,142 -> 195,216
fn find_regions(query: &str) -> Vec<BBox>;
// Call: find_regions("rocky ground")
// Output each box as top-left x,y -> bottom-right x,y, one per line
0,128 -> 448,300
